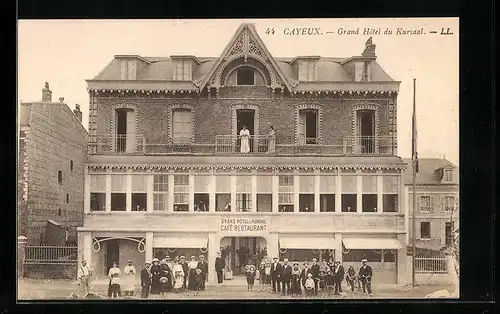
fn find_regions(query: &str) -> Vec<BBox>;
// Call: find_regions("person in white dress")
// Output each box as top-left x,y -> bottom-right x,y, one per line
239,126 -> 251,153
108,262 -> 122,298
172,261 -> 185,292
123,260 -> 136,296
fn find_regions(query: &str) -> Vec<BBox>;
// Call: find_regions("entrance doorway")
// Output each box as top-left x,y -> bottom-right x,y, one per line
236,109 -> 256,153
115,109 -> 135,153
220,237 -> 267,276
356,110 -> 375,153
105,240 -> 119,275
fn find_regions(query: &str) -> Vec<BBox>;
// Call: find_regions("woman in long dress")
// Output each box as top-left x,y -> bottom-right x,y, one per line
245,264 -> 256,291
158,259 -> 172,298
149,258 -> 161,295
108,262 -> 122,298
172,262 -> 185,293
123,260 -> 136,296
268,126 -> 276,154
239,126 -> 250,153
291,262 -> 301,296
187,256 -> 198,290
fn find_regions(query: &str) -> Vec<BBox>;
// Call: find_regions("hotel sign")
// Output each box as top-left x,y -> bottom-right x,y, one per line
220,217 -> 267,232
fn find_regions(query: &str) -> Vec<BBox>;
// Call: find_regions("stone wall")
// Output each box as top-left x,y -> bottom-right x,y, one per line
23,103 -> 87,244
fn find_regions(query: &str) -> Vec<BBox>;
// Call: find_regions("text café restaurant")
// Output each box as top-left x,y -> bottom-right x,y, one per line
78,23 -> 408,285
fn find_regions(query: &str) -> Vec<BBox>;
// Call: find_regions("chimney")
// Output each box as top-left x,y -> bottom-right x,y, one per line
42,82 -> 52,102
361,37 -> 376,58
59,97 -> 65,103
73,104 -> 83,123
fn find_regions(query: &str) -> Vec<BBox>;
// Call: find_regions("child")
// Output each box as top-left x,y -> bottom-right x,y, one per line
172,263 -> 185,293
264,262 -> 272,284
345,266 -> 357,292
319,270 -> 327,292
193,269 -> 203,292
246,265 -> 256,291
304,273 -> 315,297
259,262 -> 266,286
325,270 -> 335,294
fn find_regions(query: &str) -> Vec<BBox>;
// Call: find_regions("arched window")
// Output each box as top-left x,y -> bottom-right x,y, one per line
226,67 -> 266,86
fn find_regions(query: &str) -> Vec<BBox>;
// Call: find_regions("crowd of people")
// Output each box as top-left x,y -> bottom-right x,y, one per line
238,256 -> 374,297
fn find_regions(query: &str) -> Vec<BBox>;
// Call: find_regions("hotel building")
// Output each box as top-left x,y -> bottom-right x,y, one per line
79,23 -> 408,284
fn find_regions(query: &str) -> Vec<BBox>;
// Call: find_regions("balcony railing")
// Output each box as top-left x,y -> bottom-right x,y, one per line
88,134 -> 397,156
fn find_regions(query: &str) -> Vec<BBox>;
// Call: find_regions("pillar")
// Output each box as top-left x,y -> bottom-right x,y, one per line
209,172 -> 216,212
377,175 -> 383,213
272,174 -> 278,213
251,171 -> 257,212
266,233 -> 279,260
126,171 -> 132,212
314,171 -> 320,212
147,175 -> 154,212
105,171 -> 111,212
335,174 -> 342,212
168,173 -> 174,212
294,175 -> 299,212
335,233 -> 342,262
82,232 -> 92,270
230,175 -> 236,212
396,233 -> 408,285
207,232 -> 220,285
145,232 -> 153,262
356,175 -> 362,213
84,167 -> 91,214
18,236 -> 27,278
189,173 -> 195,212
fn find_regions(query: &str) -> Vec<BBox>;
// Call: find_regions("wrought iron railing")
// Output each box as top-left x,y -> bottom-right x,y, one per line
24,244 -> 78,265
415,255 -> 447,273
88,134 -> 397,156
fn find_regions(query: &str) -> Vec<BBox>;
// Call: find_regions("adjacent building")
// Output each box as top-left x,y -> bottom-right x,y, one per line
403,158 -> 459,251
19,83 -> 88,245
79,23 -> 408,284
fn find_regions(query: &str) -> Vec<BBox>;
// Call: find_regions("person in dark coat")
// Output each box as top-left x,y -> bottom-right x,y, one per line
280,258 -> 293,295
158,259 -> 173,297
290,262 -> 301,296
187,256 -> 198,290
245,264 -> 256,291
299,261 -> 310,293
345,265 -> 357,292
215,252 -> 225,284
150,258 -> 161,295
333,259 -> 345,296
178,256 -> 189,291
140,261 -> 152,298
270,257 -> 282,293
196,255 -> 208,291
309,258 -> 321,295
358,258 -> 373,296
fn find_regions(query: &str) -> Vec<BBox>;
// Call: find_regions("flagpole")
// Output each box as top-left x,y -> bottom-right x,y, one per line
412,78 -> 417,287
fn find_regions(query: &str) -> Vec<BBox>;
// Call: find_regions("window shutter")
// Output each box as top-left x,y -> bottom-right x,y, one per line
127,60 -> 136,80
120,60 -> 128,80
172,109 -> 192,142
183,61 -> 191,80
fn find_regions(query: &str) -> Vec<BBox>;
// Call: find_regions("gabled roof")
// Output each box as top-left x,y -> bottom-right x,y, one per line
402,158 -> 459,185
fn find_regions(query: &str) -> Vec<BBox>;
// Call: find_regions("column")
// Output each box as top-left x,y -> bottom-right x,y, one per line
294,175 -> 300,212
404,186 -> 409,245
314,171 -> 320,213
147,174 -> 154,212
266,233 -> 279,259
105,171 -> 111,212
189,173 -> 195,212
356,175 -> 362,213
126,171 -> 132,212
272,174 -> 279,213
377,175 -> 383,213
399,174 -> 405,215
84,167 -> 91,214
168,173 -> 174,212
145,232 -> 153,263
207,232 -> 220,285
82,231 -> 92,269
335,175 -> 342,212
251,171 -> 257,212
230,175 -> 236,212
209,171 -> 216,212
396,233 -> 408,285
335,233 -> 343,262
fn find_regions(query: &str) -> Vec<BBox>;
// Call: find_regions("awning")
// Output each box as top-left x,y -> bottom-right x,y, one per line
279,236 -> 337,250
153,237 -> 208,248
342,237 -> 403,250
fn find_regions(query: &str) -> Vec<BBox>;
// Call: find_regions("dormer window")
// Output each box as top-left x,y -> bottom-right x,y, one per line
120,59 -> 137,80
355,61 -> 371,82
444,169 -> 453,182
174,60 -> 192,81
298,60 -> 315,81
226,67 -> 265,86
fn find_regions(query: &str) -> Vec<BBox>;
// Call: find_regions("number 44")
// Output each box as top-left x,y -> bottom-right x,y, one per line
265,28 -> 275,35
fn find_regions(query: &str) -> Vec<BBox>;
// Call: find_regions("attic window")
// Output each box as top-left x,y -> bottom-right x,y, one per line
444,169 -> 453,182
174,60 -> 192,81
298,61 -> 315,81
58,170 -> 63,184
120,59 -> 137,80
237,68 -> 254,85
355,61 -> 371,82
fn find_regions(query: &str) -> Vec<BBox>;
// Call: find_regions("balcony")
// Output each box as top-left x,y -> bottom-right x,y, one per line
88,134 -> 397,156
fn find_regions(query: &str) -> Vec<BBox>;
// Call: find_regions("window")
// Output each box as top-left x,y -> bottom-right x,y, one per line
120,59 -> 137,80
58,208 -> 62,216
279,175 -> 294,212
58,170 -> 63,184
90,175 -> 106,211
420,196 -> 431,212
342,194 -> 357,212
383,249 -> 396,262
341,175 -> 357,212
319,175 -> 335,212
111,175 -> 126,211
115,109 -> 136,153
174,60 -> 191,81
354,61 -> 371,82
153,175 -> 168,211
173,175 -> 189,212
299,194 -> 314,212
298,61 -> 315,81
237,68 -> 255,85
236,193 -> 252,212
298,109 -> 318,144
383,176 -> 399,212
362,176 -> 377,212
216,193 -> 231,212
216,175 -> 231,212
420,222 -> 431,239
343,249 -> 381,263
132,175 -> 147,211
257,194 -> 272,212
194,194 -> 209,212
445,222 -> 454,246
70,160 -> 74,172
444,169 -> 453,182
66,194 -> 70,203
445,196 -> 455,211
299,175 -> 314,212
172,109 -> 192,144
227,67 -> 266,86
320,194 -> 335,212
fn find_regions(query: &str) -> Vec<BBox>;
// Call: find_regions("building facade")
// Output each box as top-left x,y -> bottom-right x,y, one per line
79,23 -> 408,284
19,83 -> 88,245
403,158 -> 459,251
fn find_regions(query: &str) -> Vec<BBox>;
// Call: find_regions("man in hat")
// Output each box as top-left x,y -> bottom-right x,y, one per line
140,261 -> 152,298
358,258 -> 373,296
310,258 -> 321,295
280,258 -> 292,295
270,257 -> 282,293
215,251 -> 225,284
196,254 -> 208,291
178,256 -> 189,291
333,259 -> 345,296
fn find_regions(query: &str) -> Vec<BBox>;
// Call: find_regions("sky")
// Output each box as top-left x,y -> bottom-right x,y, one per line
18,18 -> 459,165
